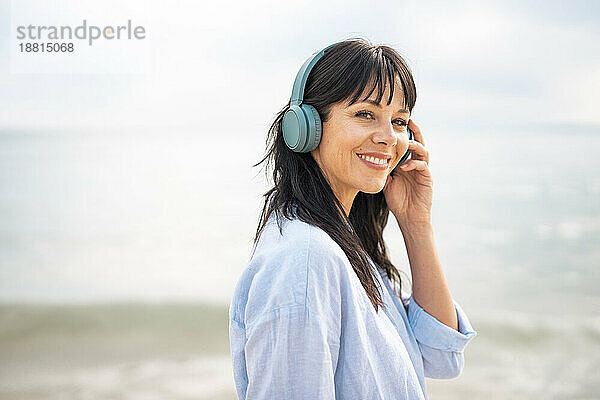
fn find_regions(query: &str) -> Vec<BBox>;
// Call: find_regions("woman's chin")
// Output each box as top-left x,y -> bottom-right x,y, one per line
359,180 -> 386,194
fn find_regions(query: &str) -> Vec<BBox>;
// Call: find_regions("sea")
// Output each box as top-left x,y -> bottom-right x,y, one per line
0,125 -> 599,399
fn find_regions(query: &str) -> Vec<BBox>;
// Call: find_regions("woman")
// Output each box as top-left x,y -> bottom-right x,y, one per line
229,38 -> 477,399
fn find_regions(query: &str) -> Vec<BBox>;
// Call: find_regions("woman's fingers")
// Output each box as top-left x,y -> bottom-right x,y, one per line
406,120 -> 429,163
400,159 -> 429,171
407,140 -> 429,163
408,119 -> 425,146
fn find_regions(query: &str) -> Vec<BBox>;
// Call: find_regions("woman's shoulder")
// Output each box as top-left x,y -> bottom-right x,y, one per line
254,210 -> 347,263
230,211 -> 350,328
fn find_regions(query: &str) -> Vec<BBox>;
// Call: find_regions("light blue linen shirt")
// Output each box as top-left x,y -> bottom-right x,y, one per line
229,211 -> 477,399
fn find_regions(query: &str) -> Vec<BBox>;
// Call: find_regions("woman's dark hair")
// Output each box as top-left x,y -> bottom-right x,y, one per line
252,37 -> 417,312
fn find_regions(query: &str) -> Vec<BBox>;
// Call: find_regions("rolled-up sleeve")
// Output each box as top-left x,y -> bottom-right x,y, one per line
243,305 -> 339,399
406,294 -> 477,379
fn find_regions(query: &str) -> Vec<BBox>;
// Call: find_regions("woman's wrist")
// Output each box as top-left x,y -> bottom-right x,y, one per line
397,220 -> 433,242
391,211 -> 432,231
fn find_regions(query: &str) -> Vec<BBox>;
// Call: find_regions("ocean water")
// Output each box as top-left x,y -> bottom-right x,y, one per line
0,303 -> 234,399
0,126 -> 599,398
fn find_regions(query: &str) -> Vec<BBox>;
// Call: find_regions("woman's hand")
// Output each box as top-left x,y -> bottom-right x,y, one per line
383,119 -> 433,227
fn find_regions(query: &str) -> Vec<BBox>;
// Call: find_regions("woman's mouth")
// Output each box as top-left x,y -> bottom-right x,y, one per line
356,153 -> 391,170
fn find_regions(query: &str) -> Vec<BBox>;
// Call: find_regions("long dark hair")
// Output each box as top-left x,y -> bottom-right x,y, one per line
252,38 -> 417,313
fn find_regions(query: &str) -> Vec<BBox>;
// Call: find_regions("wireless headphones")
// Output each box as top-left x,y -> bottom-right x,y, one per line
282,42 -> 414,165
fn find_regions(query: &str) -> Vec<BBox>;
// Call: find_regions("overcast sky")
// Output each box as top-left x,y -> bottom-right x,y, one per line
0,0 -> 598,304
0,0 -> 598,137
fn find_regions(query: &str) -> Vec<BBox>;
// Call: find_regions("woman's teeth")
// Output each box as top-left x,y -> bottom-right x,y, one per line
357,154 -> 389,165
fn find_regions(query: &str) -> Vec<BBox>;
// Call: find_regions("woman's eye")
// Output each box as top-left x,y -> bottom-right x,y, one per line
355,111 -> 407,128
355,110 -> 374,119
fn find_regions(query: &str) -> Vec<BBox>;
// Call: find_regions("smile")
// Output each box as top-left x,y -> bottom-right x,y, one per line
356,153 -> 390,170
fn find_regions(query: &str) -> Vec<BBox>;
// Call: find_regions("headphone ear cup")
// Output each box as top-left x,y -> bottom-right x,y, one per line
300,104 -> 322,152
282,104 -> 308,152
397,127 -> 414,164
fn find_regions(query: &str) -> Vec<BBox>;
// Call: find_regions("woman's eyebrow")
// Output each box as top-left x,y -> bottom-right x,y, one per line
359,99 -> 410,115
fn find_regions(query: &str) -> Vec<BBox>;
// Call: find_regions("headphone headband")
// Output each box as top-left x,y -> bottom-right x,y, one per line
289,42 -> 341,106
283,40 -> 414,160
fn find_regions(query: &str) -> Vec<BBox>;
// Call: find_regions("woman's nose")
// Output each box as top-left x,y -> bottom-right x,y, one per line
372,121 -> 398,146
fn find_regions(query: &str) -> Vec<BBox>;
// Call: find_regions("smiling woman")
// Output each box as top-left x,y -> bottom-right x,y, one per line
229,38 -> 477,399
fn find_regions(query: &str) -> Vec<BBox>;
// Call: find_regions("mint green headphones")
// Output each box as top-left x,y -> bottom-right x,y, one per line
282,42 -> 413,165
282,42 -> 338,153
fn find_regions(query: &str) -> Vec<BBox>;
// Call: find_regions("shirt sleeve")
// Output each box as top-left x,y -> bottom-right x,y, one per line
406,294 -> 478,379
243,305 -> 340,399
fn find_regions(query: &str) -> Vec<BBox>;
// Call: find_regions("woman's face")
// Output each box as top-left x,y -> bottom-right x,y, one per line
311,78 -> 410,214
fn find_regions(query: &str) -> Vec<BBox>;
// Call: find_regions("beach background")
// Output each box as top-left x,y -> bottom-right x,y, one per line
1,0 -> 599,399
